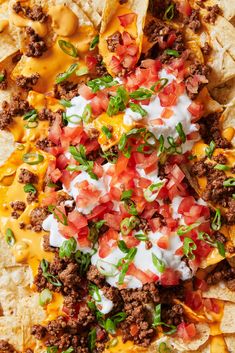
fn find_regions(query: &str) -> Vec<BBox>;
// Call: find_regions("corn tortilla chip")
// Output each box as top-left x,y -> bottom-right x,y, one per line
224,334 -> 235,352
209,0 -> 235,21
75,0 -> 102,27
220,302 -> 235,333
220,98 -> 235,146
211,77 -> 235,105
0,316 -> 23,351
202,282 -> 235,303
0,236 -> 16,268
170,323 -> 210,351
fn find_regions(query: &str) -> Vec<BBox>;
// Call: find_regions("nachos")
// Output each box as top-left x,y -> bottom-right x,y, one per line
0,1 -> 235,352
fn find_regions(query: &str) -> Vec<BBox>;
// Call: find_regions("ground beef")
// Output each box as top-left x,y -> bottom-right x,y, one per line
184,9 -> 201,32
227,199 -> 235,224
18,168 -> 37,184
0,69 -> 7,90
191,158 -> 207,177
31,324 -> 47,340
30,206 -> 49,232
59,263 -> 82,292
213,153 -> 227,165
161,304 -> 184,326
101,285 -> 123,313
36,137 -> 53,151
0,95 -> 30,130
42,234 -> 57,252
227,279 -> 235,291
185,63 -> 210,99
144,19 -> 171,43
149,0 -> 172,19
204,5 -> 222,24
25,27 -> 47,58
159,285 -> 185,303
213,231 -> 227,244
10,201 -> 26,211
106,31 -> 122,52
201,42 -> 211,56
26,191 -> 38,204
13,2 -> 47,22
199,113 -> 231,149
137,218 -> 150,233
15,73 -> 40,91
95,54 -> 108,77
0,340 -> 15,353
53,81 -> 80,100
206,260 -> 235,287
87,265 -> 105,286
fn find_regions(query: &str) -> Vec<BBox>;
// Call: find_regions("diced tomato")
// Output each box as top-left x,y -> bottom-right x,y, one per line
41,191 -> 57,206
61,126 -> 83,148
127,263 -> 158,284
161,268 -> 180,286
56,154 -> 69,170
126,44 -> 139,56
157,235 -> 169,250
177,323 -> 196,341
161,108 -> 173,119
87,202 -> 113,220
122,31 -> 134,46
141,59 -> 162,75
116,44 -> 126,57
78,84 -> 95,100
177,0 -> 192,16
118,13 -> 136,27
125,235 -> 140,248
171,164 -> 185,183
103,212 -> 122,231
195,278 -> 208,292
175,247 -> 183,256
49,116 -> 62,145
130,324 -> 139,336
178,196 -> 195,215
68,210 -> 88,229
78,233 -> 90,247
96,91 -> 109,111
166,32 -> 177,47
90,96 -> 103,116
115,154 -> 129,175
109,56 -> 122,75
85,54 -> 98,71
122,54 -> 138,69
109,186 -> 122,201
59,222 -> 78,239
187,102 -> 204,121
159,91 -> 177,107
92,162 -> 104,178
50,168 -> 62,183
98,228 -> 118,258
185,290 -> 203,311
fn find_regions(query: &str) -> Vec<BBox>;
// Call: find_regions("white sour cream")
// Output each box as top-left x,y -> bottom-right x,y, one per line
92,289 -> 114,315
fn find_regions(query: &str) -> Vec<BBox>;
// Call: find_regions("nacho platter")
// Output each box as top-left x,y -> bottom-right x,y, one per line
0,1 -> 235,352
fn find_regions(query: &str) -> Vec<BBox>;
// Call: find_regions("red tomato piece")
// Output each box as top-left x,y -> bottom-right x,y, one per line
109,56 -> 122,75
98,229 -> 118,258
50,168 -> 62,183
177,323 -> 196,341
122,54 -> 137,69
118,13 -> 136,27
157,235 -> 169,250
103,213 -> 122,231
130,324 -> 139,336
49,116 -> 62,145
85,54 -> 98,71
68,210 -> 88,229
177,0 -> 192,16
122,31 -> 134,46
78,84 -> 95,100
125,235 -> 140,248
90,96 -> 104,116
171,164 -> 185,183
126,44 -> 139,56
188,102 -> 204,121
178,196 -> 195,215
127,263 -> 158,284
161,268 -> 180,286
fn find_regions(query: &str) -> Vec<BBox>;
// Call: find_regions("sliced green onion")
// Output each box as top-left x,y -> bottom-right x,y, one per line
16,144 -> 25,150
59,99 -> 72,108
214,164 -> 230,171
120,216 -> 139,236
76,66 -> 89,76
205,140 -> 215,159
158,135 -> 165,156
107,87 -> 129,116
88,75 -> 118,93
158,342 -> 172,353
96,259 -> 118,277
40,259 -> 62,287
129,102 -> 147,117
75,250 -> 91,276
118,240 -> 130,253
211,208 -> 221,231
39,288 -> 53,306
46,347 -> 58,353
25,121 -> 39,129
183,237 -> 197,260
65,114 -> 82,124
48,205 -> 68,226
164,3 -> 175,20
89,35 -> 99,50
106,337 -> 118,348
198,231 -> 225,257
82,104 -> 92,123
165,49 -> 180,57
144,182 -> 164,202
176,122 -> 186,143
150,78 -> 168,93
223,178 -> 235,187
124,199 -> 138,215
24,183 -> 37,193
152,253 -> 165,273
88,328 -> 96,352
23,153 -> 44,165
59,237 -> 77,258
217,242 -> 225,257
152,304 -> 176,334
121,189 -> 133,200
0,73 -> 5,83
129,88 -> 153,100
134,233 -> 148,241
55,63 -> 78,84
177,222 -> 200,235
101,125 -> 112,139
62,348 -> 74,353
5,228 -> 15,246
58,39 -> 78,57
118,248 -> 137,284
23,109 -> 37,121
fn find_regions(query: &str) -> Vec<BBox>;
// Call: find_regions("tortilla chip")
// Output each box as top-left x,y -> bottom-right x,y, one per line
210,0 -> 235,21
75,0 -> 102,27
224,334 -> 235,352
170,323 -> 210,351
0,236 -> 16,267
220,98 -> 235,146
220,302 -> 235,333
211,76 -> 235,105
0,316 -> 23,351
0,130 -> 15,167
202,282 -> 235,303
99,0 -> 148,76
203,16 -> 235,88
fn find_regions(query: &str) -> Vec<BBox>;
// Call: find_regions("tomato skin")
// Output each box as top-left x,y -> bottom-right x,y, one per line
171,164 -> 185,183
103,212 -> 122,231
195,278 -> 208,292
68,210 -> 88,229
185,290 -> 203,311
177,323 -> 196,341
90,96 -> 104,116
122,31 -> 134,46
127,263 -> 158,284
85,54 -> 98,71
49,116 -> 62,145
50,168 -> 62,183
109,56 -> 122,75
78,84 -> 95,100
188,102 -> 204,121
98,229 -> 118,258
125,235 -> 140,248
130,324 -> 139,336
178,196 -> 195,215
118,13 -> 136,27
177,0 -> 192,16
161,268 -> 180,286
157,235 -> 169,249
